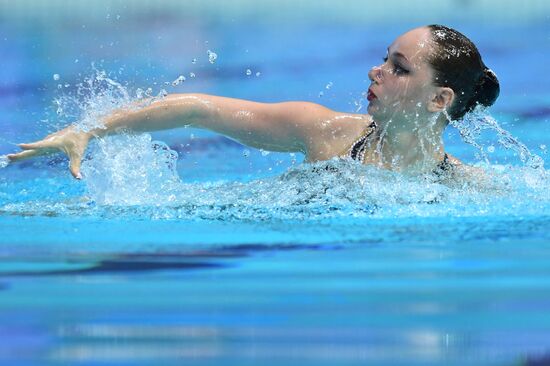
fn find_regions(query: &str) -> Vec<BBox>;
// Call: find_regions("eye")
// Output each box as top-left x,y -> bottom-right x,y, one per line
382,55 -> 409,76
393,64 -> 409,75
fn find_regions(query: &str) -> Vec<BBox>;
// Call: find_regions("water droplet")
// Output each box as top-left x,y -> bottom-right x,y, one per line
255,72 -> 261,77
242,149 -> 250,157
207,50 -> 217,64
53,74 -> 60,81
172,75 -> 186,86
189,72 -> 196,78
540,144 -> 547,154
325,81 -> 333,90
487,145 -> 495,153
246,69 -> 252,76
318,91 -> 324,98
260,149 -> 270,156
116,14 -> 121,20
74,59 -> 79,63
191,58 -> 197,64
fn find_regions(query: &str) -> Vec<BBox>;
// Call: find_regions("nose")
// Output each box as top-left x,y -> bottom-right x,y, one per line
368,65 -> 383,83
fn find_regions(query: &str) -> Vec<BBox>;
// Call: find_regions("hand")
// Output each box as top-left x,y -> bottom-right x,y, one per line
7,126 -> 92,179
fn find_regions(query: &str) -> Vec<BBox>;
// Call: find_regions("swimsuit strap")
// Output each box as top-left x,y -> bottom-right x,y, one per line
346,123 -> 453,175
433,153 -> 453,177
347,121 -> 377,162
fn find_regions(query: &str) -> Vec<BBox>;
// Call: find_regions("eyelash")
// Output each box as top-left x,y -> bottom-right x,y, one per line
382,56 -> 409,75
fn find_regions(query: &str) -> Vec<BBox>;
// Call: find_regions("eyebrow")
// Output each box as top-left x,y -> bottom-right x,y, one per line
387,48 -> 410,63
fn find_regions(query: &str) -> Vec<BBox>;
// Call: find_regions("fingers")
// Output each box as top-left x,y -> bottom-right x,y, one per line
6,149 -> 42,162
8,148 -> 84,180
69,159 -> 82,180
18,140 -> 52,150
12,129 -> 89,180
67,150 -> 83,180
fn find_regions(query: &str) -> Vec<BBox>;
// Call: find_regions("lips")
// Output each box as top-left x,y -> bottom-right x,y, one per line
367,88 -> 377,102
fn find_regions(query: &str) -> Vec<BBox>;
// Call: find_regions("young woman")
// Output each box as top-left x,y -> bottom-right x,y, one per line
6,24 -> 499,179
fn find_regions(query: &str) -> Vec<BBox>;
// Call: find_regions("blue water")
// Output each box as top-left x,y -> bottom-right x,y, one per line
1,13 -> 550,366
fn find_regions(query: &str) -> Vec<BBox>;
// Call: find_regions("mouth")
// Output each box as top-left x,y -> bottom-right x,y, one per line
367,88 -> 377,102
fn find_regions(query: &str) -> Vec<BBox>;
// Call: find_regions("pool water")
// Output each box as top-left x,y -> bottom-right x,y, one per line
1,12 -> 550,366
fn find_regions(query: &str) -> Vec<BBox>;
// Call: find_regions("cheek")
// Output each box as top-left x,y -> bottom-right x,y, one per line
378,81 -> 404,103
383,78 -> 420,106
400,79 -> 431,105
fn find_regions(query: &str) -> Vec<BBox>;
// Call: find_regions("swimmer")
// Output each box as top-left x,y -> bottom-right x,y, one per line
5,25 -> 499,179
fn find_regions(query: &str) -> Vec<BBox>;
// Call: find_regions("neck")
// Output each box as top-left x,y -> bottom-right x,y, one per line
365,114 -> 446,172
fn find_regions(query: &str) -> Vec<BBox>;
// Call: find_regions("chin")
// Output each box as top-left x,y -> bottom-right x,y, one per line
367,103 -> 382,118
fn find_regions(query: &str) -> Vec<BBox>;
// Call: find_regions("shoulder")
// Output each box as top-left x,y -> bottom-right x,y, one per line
253,100 -> 373,160
443,153 -> 488,182
302,108 -> 373,161
292,103 -> 372,138
272,101 -> 370,126
270,100 -> 372,141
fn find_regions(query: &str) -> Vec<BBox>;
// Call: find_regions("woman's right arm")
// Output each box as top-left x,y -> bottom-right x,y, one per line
6,93 -> 364,178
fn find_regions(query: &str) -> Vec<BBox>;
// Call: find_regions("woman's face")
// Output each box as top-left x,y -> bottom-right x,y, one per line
367,27 -> 438,126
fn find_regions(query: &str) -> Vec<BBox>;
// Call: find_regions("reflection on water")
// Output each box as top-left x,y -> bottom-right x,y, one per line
0,244 -> 338,277
1,235 -> 550,365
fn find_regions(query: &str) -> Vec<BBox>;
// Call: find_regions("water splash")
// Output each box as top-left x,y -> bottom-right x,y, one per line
447,106 -> 544,169
51,68 -> 175,137
81,134 -> 180,206
4,156 -> 549,221
0,156 -> 9,168
53,68 -> 134,133
2,72 -> 548,221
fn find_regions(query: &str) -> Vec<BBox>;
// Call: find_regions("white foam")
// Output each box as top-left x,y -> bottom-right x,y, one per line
81,134 -> 180,206
0,155 -> 9,168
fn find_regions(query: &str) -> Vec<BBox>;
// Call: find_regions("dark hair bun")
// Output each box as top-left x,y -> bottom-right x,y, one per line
475,67 -> 500,108
428,25 -> 500,120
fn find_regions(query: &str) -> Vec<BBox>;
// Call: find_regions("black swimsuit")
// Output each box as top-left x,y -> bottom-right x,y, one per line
347,122 -> 453,175
347,122 -> 377,162
432,153 -> 453,177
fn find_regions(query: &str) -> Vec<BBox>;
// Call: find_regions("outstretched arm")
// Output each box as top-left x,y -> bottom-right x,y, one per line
97,93 -> 324,152
6,93 -> 346,178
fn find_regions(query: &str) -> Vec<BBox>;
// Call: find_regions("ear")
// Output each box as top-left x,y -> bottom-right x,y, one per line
427,87 -> 455,113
